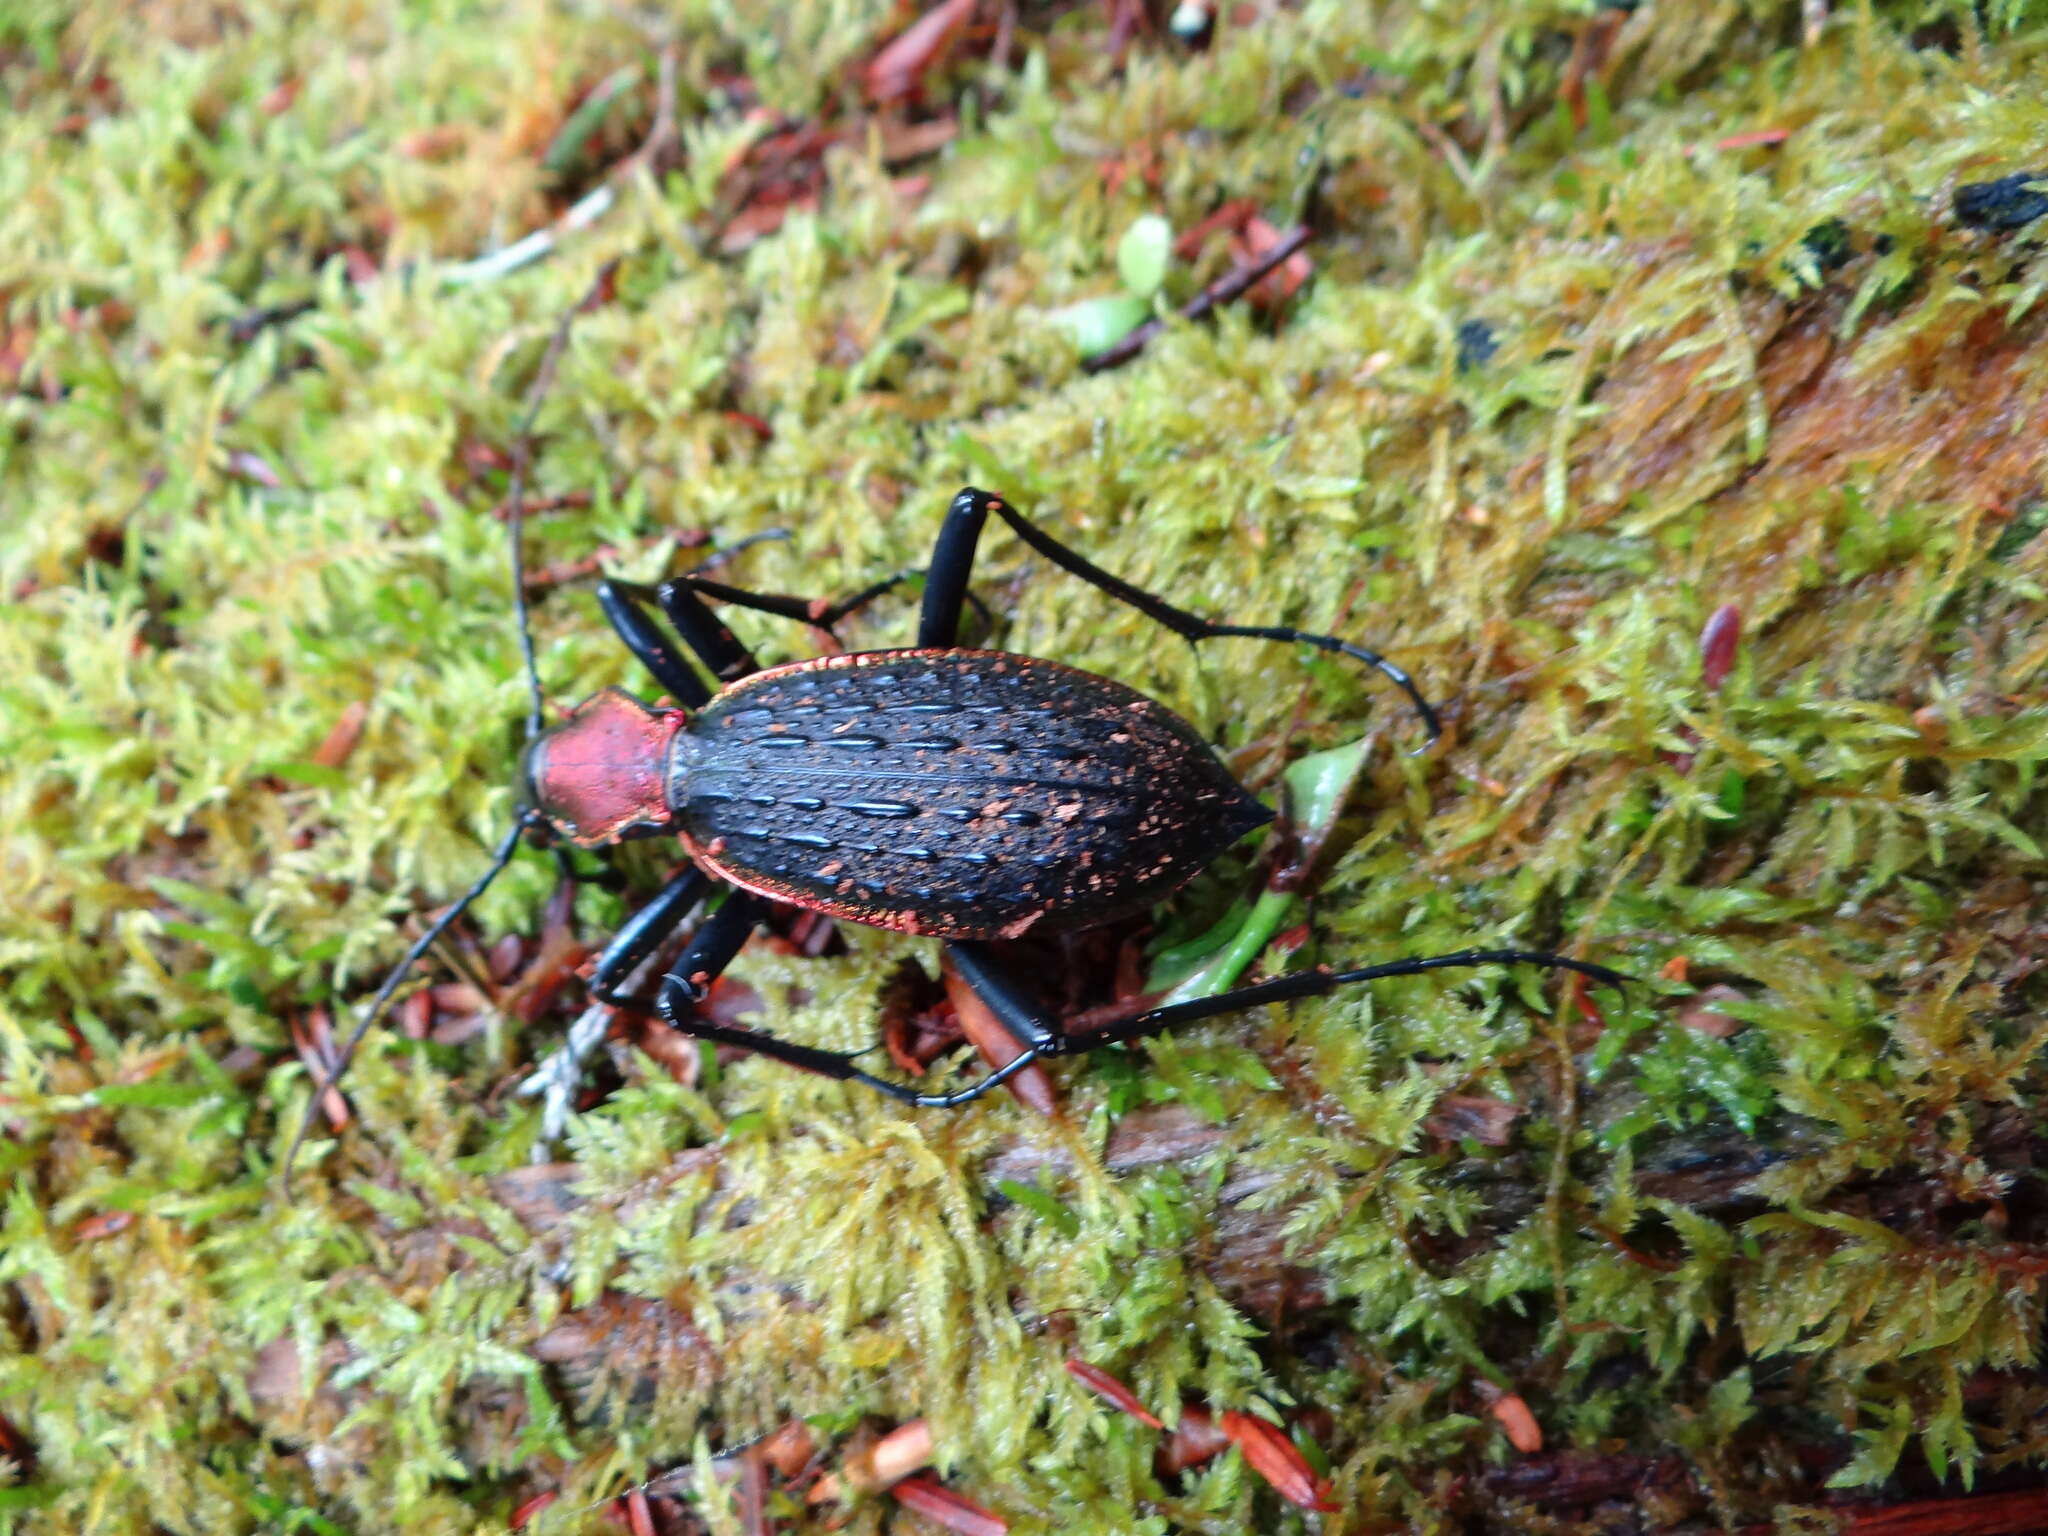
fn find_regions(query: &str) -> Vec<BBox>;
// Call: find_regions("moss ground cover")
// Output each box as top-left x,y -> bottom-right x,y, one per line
5,2 -> 2048,1531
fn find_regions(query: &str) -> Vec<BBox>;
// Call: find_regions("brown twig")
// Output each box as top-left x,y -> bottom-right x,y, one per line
222,297 -> 316,345
1081,224 -> 1313,373
639,43 -> 680,170
489,487 -> 599,522
1741,1485 -> 2048,1536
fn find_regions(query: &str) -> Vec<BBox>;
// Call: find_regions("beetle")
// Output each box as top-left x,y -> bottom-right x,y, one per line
303,487 -> 1620,1141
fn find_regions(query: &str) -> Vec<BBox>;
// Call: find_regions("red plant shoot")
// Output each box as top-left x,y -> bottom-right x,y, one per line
891,1475 -> 1010,1536
1700,603 -> 1742,690
1063,1359 -> 1164,1428
1218,1411 -> 1338,1512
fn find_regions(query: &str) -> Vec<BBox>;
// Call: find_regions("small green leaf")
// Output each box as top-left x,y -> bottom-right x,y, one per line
1585,78 -> 1613,140
148,877 -> 248,925
543,63 -> 641,175
90,1180 -> 158,1212
160,920 -> 267,966
1716,770 -> 1746,816
1156,887 -> 1300,1004
1158,1064 -> 1229,1124
1283,735 -> 1372,843
1116,214 -> 1173,299
1049,293 -> 1151,356
262,760 -> 349,791
1787,1205 -> 1912,1251
947,431 -> 1048,501
1147,897 -> 1252,988
1292,1423 -> 1332,1476
94,1079 -> 212,1109
804,1405 -> 866,1437
995,1177 -> 1081,1237
721,1110 -> 768,1143
1596,1105 -> 1661,1151
1706,1368 -> 1753,1435
1214,1046 -> 1280,1092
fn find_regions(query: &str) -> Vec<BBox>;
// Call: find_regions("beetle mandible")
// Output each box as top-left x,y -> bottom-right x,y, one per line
307,488 -> 1621,1135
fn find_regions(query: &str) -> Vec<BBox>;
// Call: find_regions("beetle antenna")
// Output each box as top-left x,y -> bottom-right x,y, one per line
508,483 -> 546,741
504,259 -> 619,738
282,813 -> 536,1179
284,262 -> 620,1182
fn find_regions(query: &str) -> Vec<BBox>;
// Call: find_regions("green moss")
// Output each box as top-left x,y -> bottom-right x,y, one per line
6,1 -> 2048,1531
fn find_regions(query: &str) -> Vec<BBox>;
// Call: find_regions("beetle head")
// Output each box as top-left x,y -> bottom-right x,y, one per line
521,686 -> 684,848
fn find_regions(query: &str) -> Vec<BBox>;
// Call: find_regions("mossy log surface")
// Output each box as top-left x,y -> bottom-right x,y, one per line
5,3 -> 2048,1532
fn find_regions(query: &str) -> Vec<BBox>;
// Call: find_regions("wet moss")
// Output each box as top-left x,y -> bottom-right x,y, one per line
4,1 -> 2048,1532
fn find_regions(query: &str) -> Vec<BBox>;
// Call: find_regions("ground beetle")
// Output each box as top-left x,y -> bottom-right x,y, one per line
310,488 -> 1621,1130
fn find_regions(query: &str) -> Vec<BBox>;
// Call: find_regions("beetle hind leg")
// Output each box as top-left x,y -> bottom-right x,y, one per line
1056,948 -> 1630,1053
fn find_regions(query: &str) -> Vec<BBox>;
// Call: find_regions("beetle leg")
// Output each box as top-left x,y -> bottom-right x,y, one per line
602,577 -> 761,690
677,567 -> 996,643
942,941 -> 1062,1052
596,579 -> 717,707
678,567 -> 916,630
588,865 -> 713,1008
935,487 -> 1443,745
655,577 -> 759,684
1055,949 -> 1631,1052
916,491 -> 995,646
647,889 -> 767,1003
646,925 -> 1053,1108
652,992 -> 1048,1107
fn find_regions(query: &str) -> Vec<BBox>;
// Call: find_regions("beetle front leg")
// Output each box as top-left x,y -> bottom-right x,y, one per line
596,580 -> 716,707
676,567 -> 994,647
599,575 -> 764,697
677,568 -> 917,632
587,865 -> 713,1008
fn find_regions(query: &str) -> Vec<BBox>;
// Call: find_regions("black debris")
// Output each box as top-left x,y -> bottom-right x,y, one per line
1455,318 -> 1499,372
1954,171 -> 2048,234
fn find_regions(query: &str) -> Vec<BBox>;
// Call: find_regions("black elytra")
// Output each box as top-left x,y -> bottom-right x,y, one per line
675,649 -> 1274,941
331,488 -> 1625,1122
